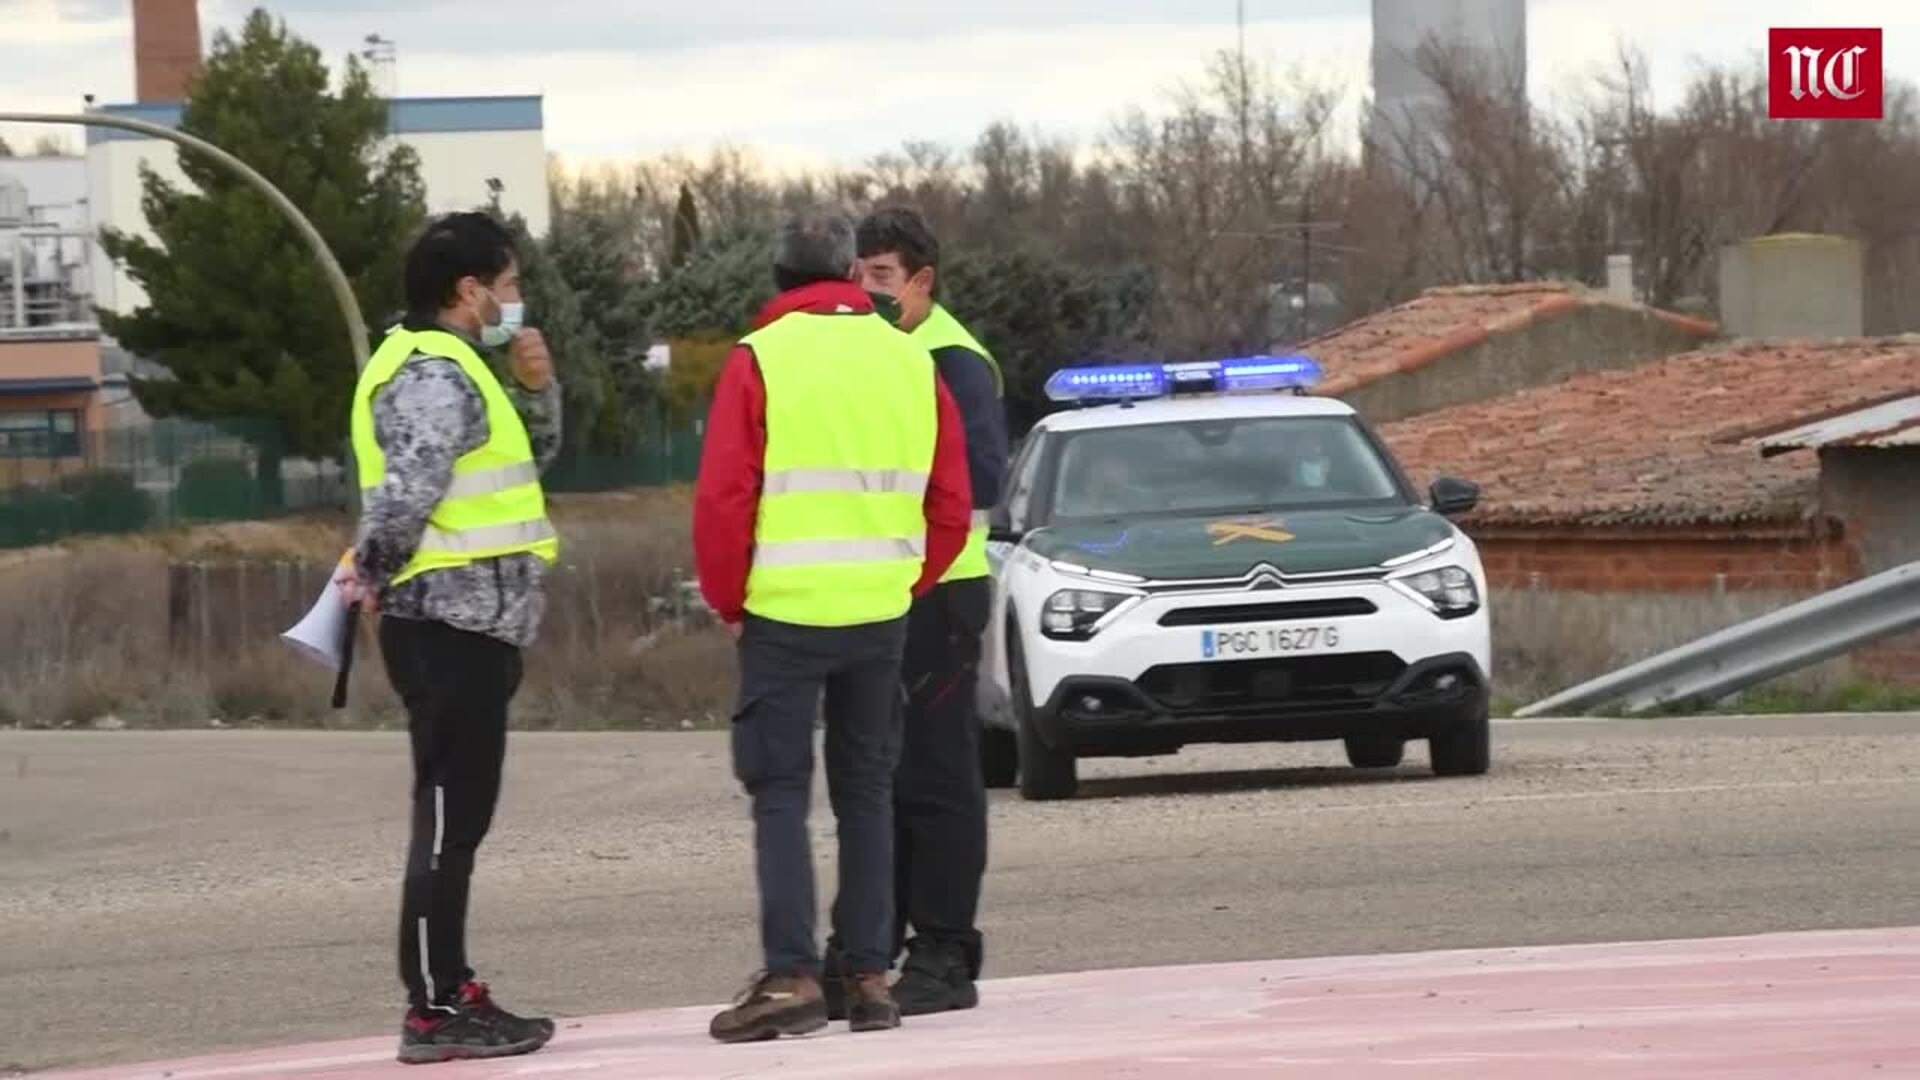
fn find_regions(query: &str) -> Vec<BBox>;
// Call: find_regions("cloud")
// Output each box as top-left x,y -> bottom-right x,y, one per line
230,0 -> 1366,54
7,0 -> 1920,167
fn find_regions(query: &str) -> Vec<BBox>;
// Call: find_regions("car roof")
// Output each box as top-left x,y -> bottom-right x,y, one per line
1033,392 -> 1357,434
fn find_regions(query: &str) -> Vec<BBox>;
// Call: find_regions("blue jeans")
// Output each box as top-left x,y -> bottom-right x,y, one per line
730,613 -> 908,977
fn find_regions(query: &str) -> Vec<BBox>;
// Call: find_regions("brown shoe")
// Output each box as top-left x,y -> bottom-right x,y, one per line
847,973 -> 902,1033
709,972 -> 828,1044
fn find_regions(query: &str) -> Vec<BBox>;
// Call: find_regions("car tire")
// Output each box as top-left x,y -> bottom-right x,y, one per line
981,727 -> 1018,789
1344,737 -> 1404,769
1008,628 -> 1077,801
1429,706 -> 1491,777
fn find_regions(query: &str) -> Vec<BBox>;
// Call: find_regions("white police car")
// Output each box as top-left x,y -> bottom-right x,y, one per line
977,357 -> 1492,800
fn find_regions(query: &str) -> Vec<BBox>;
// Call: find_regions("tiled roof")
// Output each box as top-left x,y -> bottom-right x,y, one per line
1379,338 -> 1920,527
1306,282 -> 1720,396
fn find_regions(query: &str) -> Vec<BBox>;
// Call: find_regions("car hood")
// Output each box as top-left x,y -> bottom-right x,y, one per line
1024,508 -> 1455,580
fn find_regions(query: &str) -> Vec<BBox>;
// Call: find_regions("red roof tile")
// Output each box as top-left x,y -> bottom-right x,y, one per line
1306,282 -> 1720,396
1379,338 -> 1920,527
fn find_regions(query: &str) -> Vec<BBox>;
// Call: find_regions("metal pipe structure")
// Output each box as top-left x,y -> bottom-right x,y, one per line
0,111 -> 370,371
7,230 -> 22,329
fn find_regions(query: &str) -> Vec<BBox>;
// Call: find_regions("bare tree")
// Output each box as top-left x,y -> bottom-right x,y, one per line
1372,37 -> 1574,285
1106,50 -> 1337,355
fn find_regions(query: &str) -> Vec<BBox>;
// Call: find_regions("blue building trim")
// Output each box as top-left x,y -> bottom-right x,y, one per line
0,376 -> 99,396
87,95 -> 542,144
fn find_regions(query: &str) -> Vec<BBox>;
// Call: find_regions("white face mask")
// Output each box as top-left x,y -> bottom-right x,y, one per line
1300,459 -> 1329,487
477,286 -> 524,347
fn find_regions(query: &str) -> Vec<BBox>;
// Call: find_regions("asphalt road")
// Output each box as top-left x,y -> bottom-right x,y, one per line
3,714 -> 1918,1074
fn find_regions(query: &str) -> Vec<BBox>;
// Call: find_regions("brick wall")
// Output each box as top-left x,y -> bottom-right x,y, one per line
1472,526 -> 1857,594
1472,515 -> 1916,691
1341,305 -> 1714,425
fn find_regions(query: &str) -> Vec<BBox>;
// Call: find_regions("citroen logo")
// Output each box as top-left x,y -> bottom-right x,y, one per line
1248,564 -> 1287,589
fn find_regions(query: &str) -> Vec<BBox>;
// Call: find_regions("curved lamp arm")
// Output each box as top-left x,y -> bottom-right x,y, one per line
0,110 -> 370,371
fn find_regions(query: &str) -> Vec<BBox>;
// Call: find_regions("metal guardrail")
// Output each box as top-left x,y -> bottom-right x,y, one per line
1515,560 -> 1920,718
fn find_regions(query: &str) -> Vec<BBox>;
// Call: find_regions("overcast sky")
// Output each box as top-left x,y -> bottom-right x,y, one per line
4,0 -> 1918,172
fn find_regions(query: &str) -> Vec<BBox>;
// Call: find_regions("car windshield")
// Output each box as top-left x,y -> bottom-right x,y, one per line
1047,415 -> 1405,521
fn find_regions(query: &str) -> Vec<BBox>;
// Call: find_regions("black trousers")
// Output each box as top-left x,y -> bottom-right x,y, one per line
381,616 -> 523,1012
892,577 -> 992,977
731,613 -> 908,977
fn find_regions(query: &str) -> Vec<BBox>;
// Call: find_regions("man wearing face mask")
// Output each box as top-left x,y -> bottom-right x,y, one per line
827,206 -> 1008,1019
339,211 -> 562,1065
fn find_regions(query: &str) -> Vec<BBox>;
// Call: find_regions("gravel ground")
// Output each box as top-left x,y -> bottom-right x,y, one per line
3,713 -> 1918,1073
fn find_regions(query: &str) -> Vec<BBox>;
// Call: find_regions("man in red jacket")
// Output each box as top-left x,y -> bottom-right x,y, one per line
693,207 -> 973,1043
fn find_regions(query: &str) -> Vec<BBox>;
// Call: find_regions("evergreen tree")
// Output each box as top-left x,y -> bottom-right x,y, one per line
97,9 -> 426,504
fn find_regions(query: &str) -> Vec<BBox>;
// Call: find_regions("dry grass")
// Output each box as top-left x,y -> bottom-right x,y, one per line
1490,586 -> 1857,714
0,488 -> 735,730
1,488 -> 1902,728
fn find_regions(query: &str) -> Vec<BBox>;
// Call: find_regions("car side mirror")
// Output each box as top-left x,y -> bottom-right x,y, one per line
1429,476 -> 1481,517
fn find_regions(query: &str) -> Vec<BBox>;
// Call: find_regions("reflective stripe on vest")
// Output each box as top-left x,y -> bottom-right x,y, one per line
362,460 -> 541,501
912,304 -> 1000,583
349,327 -> 559,587
754,535 -> 926,568
761,467 -> 929,497
742,310 -> 938,628
418,517 -> 559,555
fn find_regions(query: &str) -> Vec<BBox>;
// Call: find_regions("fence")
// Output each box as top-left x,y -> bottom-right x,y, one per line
0,413 -> 704,550
0,418 -> 342,549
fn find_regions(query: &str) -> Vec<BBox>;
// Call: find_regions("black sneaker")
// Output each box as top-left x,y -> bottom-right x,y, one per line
397,982 -> 555,1065
892,941 -> 978,1017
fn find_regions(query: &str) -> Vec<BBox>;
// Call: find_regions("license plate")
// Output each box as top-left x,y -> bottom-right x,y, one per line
1201,625 -> 1341,659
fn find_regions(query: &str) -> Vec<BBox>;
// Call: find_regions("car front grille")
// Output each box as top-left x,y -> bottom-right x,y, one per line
1157,597 -> 1378,627
1136,651 -> 1407,714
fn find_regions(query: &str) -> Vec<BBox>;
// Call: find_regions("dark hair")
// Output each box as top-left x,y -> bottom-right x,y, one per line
772,206 -> 857,292
856,205 -> 940,276
404,211 -> 518,314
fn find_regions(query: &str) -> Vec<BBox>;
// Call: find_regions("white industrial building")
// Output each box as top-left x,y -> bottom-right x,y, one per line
86,95 -> 552,317
0,0 -> 555,461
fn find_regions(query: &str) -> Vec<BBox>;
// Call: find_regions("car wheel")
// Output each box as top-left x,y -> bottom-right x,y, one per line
1008,629 -> 1077,801
1429,706 -> 1491,777
1344,737 -> 1405,769
981,726 -> 1018,789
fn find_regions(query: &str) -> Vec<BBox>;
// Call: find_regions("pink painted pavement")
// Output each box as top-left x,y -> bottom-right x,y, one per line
37,927 -> 1920,1079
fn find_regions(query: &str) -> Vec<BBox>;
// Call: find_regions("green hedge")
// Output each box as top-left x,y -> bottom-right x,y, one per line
0,469 -> 155,548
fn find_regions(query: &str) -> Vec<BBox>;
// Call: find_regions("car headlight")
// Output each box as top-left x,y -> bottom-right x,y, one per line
1395,565 -> 1480,619
1041,589 -> 1132,640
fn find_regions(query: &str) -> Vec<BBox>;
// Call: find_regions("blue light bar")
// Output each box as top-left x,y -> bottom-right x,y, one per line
1219,354 -> 1322,392
1045,364 -> 1169,403
1043,355 -> 1322,404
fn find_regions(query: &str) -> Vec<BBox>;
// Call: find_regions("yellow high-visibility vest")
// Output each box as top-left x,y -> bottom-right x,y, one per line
742,310 -> 939,627
349,326 -> 558,587
912,304 -> 1001,583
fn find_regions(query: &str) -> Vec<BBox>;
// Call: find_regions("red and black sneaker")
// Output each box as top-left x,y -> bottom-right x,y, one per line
398,982 -> 555,1065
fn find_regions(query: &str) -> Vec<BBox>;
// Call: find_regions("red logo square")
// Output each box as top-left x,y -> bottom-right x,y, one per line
1769,28 -> 1884,119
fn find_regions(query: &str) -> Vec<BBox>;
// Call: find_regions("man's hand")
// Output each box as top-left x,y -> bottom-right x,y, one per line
724,620 -> 744,641
509,328 -> 554,391
334,562 -> 380,615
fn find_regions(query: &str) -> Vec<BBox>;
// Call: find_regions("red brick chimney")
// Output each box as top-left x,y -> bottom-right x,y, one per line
132,0 -> 204,103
